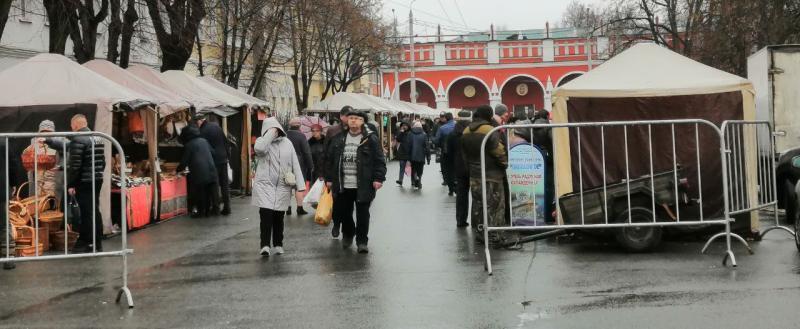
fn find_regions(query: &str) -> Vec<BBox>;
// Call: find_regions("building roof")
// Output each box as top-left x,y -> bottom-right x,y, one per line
454,27 -> 580,42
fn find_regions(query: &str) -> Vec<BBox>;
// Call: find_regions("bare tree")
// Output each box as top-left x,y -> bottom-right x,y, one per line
248,0 -> 289,96
286,0 -> 325,111
64,0 -> 110,63
0,1 -> 11,43
43,0 -> 72,54
144,0 -> 206,71
106,0 -> 139,67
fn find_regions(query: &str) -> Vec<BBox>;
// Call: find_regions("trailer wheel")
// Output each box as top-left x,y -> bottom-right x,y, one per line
783,180 -> 797,232
614,207 -> 662,252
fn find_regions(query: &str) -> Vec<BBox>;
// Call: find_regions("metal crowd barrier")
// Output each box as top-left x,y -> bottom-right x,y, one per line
0,131 -> 134,308
702,121 -> 794,249
479,119 -> 754,275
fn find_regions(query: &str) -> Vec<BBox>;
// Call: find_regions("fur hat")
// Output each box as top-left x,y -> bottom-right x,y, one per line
475,105 -> 494,121
38,120 -> 55,132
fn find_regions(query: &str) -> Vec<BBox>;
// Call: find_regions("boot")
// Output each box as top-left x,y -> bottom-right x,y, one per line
296,207 -> 308,215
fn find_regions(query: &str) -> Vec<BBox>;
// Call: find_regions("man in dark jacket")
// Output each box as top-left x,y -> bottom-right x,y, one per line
435,112 -> 456,194
308,124 -> 326,181
66,114 -> 106,252
324,109 -> 387,254
448,110 -> 472,227
285,118 -> 314,215
460,105 -> 508,245
196,114 -> 231,215
178,126 -> 219,218
406,121 -> 430,189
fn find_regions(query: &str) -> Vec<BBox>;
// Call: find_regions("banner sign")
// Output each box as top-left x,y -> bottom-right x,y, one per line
507,142 -> 546,226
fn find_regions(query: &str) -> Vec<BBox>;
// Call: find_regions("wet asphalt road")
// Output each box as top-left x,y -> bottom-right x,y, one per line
1,161 -> 800,328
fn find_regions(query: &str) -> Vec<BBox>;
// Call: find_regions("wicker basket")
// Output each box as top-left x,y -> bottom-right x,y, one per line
21,144 -> 57,171
15,243 -> 44,257
15,226 -> 49,251
14,182 -> 47,216
51,230 -> 79,251
37,195 -> 64,229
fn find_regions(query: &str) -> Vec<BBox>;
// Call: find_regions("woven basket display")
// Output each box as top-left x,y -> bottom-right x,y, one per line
21,144 -> 57,171
15,243 -> 44,257
15,226 -> 49,251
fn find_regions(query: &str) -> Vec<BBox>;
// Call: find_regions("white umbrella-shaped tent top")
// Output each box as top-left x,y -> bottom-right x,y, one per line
84,59 -> 190,116
199,76 -> 270,110
127,65 -> 224,114
161,70 -> 246,116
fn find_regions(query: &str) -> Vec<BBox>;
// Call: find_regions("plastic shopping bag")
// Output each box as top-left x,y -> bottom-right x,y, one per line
314,186 -> 333,226
303,179 -> 324,206
404,162 -> 412,177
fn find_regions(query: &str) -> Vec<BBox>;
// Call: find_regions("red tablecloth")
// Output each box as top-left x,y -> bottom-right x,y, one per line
111,183 -> 153,230
160,176 -> 188,220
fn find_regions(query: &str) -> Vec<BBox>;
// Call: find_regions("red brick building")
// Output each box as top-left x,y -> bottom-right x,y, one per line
380,27 -> 611,113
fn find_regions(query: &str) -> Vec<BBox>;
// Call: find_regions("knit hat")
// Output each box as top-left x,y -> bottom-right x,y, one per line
310,124 -> 323,131
456,110 -> 472,121
347,108 -> 369,121
340,106 -> 353,116
38,120 -> 55,132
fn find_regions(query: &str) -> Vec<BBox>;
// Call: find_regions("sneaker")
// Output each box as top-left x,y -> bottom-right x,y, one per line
342,236 -> 354,249
396,180 -> 403,186
274,246 -> 284,255
260,246 -> 270,256
331,222 -> 340,238
296,207 -> 308,215
357,244 -> 369,254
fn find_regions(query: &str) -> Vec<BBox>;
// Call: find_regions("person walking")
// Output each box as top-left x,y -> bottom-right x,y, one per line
406,121 -> 430,189
460,105 -> 508,245
308,124 -> 326,181
449,110 -> 472,227
252,118 -> 306,257
394,121 -> 411,186
324,106 -> 351,238
177,125 -> 219,218
434,112 -> 456,194
286,118 -> 314,216
196,114 -> 231,215
324,109 -> 386,253
65,114 -> 106,253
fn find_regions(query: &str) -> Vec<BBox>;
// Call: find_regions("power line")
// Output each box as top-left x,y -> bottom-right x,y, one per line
436,0 -> 453,22
452,0 -> 470,30
385,0 -> 466,29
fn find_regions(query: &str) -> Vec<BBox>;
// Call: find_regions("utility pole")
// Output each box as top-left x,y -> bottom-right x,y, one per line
393,10 -> 400,100
409,2 -> 417,104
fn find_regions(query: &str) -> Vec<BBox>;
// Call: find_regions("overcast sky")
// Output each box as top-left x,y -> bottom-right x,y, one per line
381,0 -> 607,39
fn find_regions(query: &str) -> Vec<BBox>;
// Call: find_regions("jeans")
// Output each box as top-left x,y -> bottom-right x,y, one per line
397,160 -> 408,182
336,188 -> 372,245
215,163 -> 231,210
411,161 -> 425,186
456,175 -> 470,225
76,184 -> 103,249
259,208 -> 285,248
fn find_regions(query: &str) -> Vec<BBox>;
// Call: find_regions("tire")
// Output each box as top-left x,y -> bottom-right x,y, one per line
614,207 -> 663,252
783,180 -> 797,230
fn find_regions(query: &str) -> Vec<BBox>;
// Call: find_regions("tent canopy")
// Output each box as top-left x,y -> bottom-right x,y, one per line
161,71 -> 248,115
127,65 -> 224,114
84,59 -> 191,116
199,76 -> 270,110
306,92 -> 438,117
0,53 -> 148,110
553,43 -> 753,98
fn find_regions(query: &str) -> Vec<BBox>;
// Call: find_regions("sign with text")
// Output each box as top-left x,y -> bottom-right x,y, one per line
507,142 -> 546,226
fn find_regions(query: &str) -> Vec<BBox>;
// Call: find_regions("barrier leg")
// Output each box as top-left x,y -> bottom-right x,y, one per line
760,205 -> 795,238
701,221 -> 752,267
116,286 -> 134,308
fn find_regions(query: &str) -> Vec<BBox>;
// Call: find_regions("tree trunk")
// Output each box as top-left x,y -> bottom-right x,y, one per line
106,0 -> 122,63
196,32 -> 204,76
144,0 -> 205,72
118,0 -> 138,68
43,0 -> 70,54
0,0 -> 12,43
67,0 -> 109,64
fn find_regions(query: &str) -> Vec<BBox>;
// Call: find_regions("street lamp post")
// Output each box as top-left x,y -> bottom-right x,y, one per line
409,0 -> 417,104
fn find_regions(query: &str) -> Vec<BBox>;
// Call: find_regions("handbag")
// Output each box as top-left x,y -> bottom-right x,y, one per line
67,195 -> 81,226
282,168 -> 297,187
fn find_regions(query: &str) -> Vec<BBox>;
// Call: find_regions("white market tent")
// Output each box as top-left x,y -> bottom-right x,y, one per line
199,76 -> 270,110
84,59 -> 190,116
551,42 -> 757,228
161,70 -> 246,116
0,53 -> 153,232
305,92 -> 438,117
127,65 -> 223,113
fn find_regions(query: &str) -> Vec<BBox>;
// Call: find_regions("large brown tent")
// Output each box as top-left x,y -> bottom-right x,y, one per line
551,43 -> 757,231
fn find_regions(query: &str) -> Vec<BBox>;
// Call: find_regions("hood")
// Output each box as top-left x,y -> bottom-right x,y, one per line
261,117 -> 286,137
411,127 -> 425,134
467,119 -> 492,132
179,125 -> 201,144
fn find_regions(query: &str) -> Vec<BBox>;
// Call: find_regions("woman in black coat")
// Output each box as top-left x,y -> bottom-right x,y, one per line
308,124 -> 326,181
394,121 -> 411,186
178,126 -> 219,217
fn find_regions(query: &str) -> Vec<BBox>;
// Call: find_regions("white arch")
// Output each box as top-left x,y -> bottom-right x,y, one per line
397,78 -> 436,94
445,75 -> 491,98
555,71 -> 585,87
499,74 -> 545,93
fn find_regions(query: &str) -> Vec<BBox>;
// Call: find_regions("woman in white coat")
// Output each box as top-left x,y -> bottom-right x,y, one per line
253,118 -> 306,256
